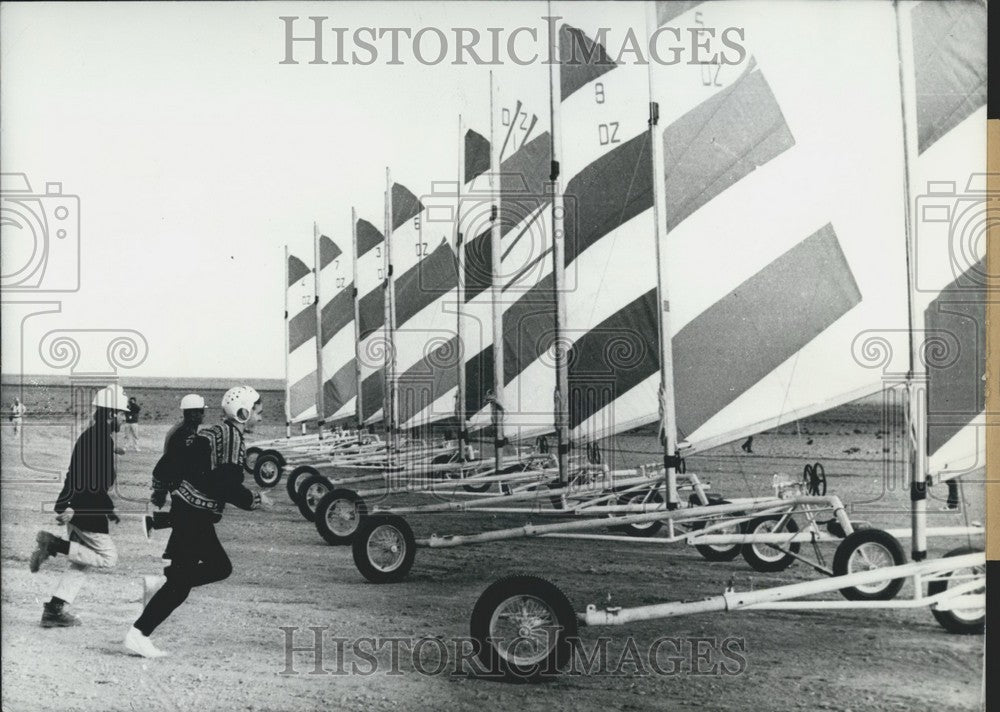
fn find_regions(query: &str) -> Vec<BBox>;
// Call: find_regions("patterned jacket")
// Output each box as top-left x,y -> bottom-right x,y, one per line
173,420 -> 260,520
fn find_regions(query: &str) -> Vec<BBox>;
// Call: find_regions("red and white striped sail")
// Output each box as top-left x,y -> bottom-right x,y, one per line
285,250 -> 318,423
897,0 -> 988,479
466,71 -> 556,440
648,1 -> 911,453
317,233 -> 356,423
355,216 -> 386,425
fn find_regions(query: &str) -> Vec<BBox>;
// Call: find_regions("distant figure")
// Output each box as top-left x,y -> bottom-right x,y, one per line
741,436 -> 754,454
10,398 -> 27,436
945,479 -> 960,511
124,396 -> 142,452
28,385 -> 128,627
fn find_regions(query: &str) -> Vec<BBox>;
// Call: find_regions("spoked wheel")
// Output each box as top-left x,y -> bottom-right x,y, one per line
352,515 -> 416,583
253,451 -> 284,488
833,529 -> 906,601
740,516 -> 801,572
470,575 -> 578,681
287,465 -> 319,504
314,489 -> 367,545
296,474 -> 332,522
690,518 -> 743,562
803,462 -> 827,496
928,546 -> 985,634
245,447 -> 262,473
608,489 -> 663,537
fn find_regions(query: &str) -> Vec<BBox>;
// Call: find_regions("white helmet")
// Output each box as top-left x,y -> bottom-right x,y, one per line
221,386 -> 260,423
180,394 -> 206,411
92,384 -> 129,412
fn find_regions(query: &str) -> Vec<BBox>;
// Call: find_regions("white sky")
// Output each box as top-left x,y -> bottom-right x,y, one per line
1,1 -> 553,379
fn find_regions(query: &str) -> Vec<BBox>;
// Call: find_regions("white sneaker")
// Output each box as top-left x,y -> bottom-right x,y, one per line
124,626 -> 168,658
142,575 -> 167,607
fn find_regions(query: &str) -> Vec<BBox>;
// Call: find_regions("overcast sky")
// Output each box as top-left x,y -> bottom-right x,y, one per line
1,1 -> 554,379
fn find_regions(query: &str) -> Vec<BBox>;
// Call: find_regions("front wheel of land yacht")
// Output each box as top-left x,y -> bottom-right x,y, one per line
245,447 -> 262,472
314,489 -> 367,545
470,574 -> 578,681
253,451 -> 283,488
691,518 -> 743,562
832,529 -> 906,601
296,474 -> 332,522
287,465 -> 319,504
928,546 -> 985,635
740,516 -> 801,572
352,515 -> 416,584
609,489 -> 663,537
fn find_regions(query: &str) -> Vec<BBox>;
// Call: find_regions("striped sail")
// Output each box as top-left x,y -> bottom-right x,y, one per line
553,5 -> 662,443
318,234 -> 356,423
285,251 -> 318,423
400,129 -> 495,431
377,182 -> 460,430
466,73 -> 556,440
897,0 -> 987,479
355,217 -> 386,425
649,1 -> 911,453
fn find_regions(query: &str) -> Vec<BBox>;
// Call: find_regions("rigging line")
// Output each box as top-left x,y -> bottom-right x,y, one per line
727,440 -> 758,500
498,99 -> 523,164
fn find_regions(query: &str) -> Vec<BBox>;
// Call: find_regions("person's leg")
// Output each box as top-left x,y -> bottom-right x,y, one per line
183,523 -> 232,588
132,525 -> 196,636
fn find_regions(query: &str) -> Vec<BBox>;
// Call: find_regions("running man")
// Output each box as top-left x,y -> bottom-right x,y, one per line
28,385 -> 129,627
124,396 -> 142,451
125,386 -> 272,658
142,394 -> 209,547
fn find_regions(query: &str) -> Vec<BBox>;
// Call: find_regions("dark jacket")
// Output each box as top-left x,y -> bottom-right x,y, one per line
172,420 -> 259,523
55,421 -> 116,533
151,421 -> 200,495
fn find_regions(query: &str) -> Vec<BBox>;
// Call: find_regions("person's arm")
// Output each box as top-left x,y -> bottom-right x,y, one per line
214,463 -> 261,511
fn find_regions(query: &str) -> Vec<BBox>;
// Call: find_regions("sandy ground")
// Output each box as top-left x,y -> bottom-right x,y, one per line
1,416 -> 986,712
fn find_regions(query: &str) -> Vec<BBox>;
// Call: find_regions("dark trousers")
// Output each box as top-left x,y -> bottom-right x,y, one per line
134,514 -> 232,636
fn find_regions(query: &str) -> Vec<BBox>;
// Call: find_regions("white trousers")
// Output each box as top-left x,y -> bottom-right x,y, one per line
52,523 -> 118,604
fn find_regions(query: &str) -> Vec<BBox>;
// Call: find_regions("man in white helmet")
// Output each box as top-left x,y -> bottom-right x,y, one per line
28,384 -> 127,627
140,394 -> 209,550
126,385 -> 271,658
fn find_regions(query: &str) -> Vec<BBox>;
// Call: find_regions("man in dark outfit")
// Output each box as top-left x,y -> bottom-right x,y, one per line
28,385 -> 130,627
141,394 -> 209,567
125,385 -> 271,658
124,396 -> 142,451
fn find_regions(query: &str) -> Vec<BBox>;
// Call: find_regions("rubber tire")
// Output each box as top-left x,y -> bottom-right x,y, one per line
928,546 -> 985,635
740,516 -> 801,572
352,515 -> 416,584
314,489 -> 368,545
833,529 -> 906,601
691,518 -> 743,562
470,574 -> 578,682
609,490 -> 663,537
287,465 -> 319,504
253,452 -> 283,489
245,447 -> 262,472
296,474 -> 332,522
